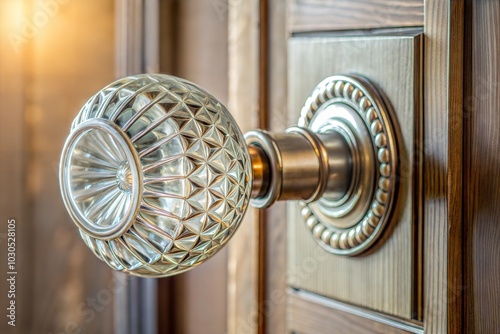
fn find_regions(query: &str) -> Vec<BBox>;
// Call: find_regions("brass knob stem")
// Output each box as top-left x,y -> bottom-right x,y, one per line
246,127 -> 353,209
248,145 -> 270,199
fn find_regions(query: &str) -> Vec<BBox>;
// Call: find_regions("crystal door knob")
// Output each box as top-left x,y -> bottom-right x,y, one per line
60,74 -> 399,277
60,74 -> 252,277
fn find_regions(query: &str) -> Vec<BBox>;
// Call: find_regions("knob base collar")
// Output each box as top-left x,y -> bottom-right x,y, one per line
298,74 -> 399,256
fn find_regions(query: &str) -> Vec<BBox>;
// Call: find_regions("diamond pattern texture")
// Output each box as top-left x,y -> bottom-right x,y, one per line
65,74 -> 252,277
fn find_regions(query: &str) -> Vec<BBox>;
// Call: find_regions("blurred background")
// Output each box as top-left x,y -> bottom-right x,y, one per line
0,0 -> 230,333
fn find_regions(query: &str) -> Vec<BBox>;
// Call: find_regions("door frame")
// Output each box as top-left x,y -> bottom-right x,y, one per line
114,1 -> 165,333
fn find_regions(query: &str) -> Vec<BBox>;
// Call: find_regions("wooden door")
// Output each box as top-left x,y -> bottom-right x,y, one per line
227,1 -> 500,333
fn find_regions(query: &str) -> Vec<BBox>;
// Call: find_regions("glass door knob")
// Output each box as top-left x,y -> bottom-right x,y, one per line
59,74 -> 399,277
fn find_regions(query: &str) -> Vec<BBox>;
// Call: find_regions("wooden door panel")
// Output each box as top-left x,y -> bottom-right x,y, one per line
287,289 -> 423,334
287,34 -> 422,319
290,0 -> 424,32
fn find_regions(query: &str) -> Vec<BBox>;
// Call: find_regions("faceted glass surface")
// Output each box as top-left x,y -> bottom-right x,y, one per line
60,74 -> 252,277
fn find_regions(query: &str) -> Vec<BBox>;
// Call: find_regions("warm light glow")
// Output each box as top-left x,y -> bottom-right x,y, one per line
1,0 -> 28,54
2,0 -> 26,35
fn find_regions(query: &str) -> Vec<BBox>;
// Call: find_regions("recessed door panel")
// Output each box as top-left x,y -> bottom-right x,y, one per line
287,33 -> 422,319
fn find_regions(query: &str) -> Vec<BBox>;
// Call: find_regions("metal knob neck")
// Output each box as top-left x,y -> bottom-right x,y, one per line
246,127 -> 353,208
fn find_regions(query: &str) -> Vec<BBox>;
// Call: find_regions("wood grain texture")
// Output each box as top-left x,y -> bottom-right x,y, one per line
422,0 -> 464,333
287,34 -> 422,320
258,2 -> 268,333
288,289 -> 424,334
446,1 -> 465,333
290,0 -> 424,33
262,0 -> 289,333
227,1 -> 262,333
464,0 -> 500,332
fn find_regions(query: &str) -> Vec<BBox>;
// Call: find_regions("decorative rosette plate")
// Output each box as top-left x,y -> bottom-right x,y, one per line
298,75 -> 398,256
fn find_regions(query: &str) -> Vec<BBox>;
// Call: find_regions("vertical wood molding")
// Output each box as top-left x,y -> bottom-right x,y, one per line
422,4 -> 449,325
115,0 -> 143,77
446,2 -> 464,333
114,1 -> 160,333
423,0 -> 464,332
227,1 -> 261,333
464,0 -> 500,332
264,0 -> 288,332
257,1 -> 269,333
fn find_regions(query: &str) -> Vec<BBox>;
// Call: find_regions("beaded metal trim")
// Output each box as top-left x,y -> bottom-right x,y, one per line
298,75 -> 398,256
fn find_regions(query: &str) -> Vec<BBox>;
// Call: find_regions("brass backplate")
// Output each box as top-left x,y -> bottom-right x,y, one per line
287,33 -> 422,319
